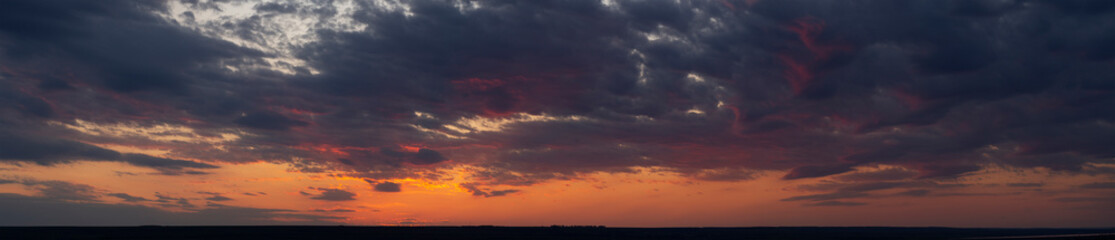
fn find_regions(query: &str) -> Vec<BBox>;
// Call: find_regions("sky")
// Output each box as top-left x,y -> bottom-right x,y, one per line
0,0 -> 1114,227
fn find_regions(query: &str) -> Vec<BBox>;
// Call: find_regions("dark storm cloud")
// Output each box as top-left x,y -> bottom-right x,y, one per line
0,83 -> 54,118
234,111 -> 310,131
0,0 -> 288,171
300,0 -> 635,117
0,0 -> 301,172
273,0 -> 1115,189
0,0 -> 260,93
754,0 -> 1115,178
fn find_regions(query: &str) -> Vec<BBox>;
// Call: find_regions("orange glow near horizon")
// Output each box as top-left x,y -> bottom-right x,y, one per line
1,159 -> 1110,227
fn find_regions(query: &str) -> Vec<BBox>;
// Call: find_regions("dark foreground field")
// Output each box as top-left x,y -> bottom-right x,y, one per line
1,226 -> 1114,240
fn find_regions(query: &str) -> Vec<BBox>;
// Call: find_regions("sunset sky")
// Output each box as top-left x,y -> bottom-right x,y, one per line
1,0 -> 1114,227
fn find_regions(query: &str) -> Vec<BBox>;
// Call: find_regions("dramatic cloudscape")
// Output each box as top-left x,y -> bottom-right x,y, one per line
1,0 -> 1114,227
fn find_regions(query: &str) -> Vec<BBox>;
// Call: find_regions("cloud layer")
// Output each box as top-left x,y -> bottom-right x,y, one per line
1,0 -> 1114,225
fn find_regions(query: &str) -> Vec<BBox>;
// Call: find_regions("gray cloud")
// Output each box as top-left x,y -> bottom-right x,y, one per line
806,201 -> 867,207
0,131 -> 122,165
377,148 -> 450,166
0,193 -> 342,226
198,192 -> 234,202
1006,183 -> 1044,188
107,193 -> 151,202
311,208 -> 356,213
833,168 -> 920,182
0,132 -> 218,174
460,183 -> 520,198
783,164 -> 856,180
0,178 -> 102,202
1079,182 -> 1115,189
233,111 -> 310,131
154,193 -> 195,209
305,187 -> 356,201
25,180 -> 102,202
782,192 -> 869,202
783,179 -> 972,205
367,180 -> 402,192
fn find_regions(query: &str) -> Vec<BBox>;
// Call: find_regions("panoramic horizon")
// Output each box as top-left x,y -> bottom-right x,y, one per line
1,0 -> 1114,228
